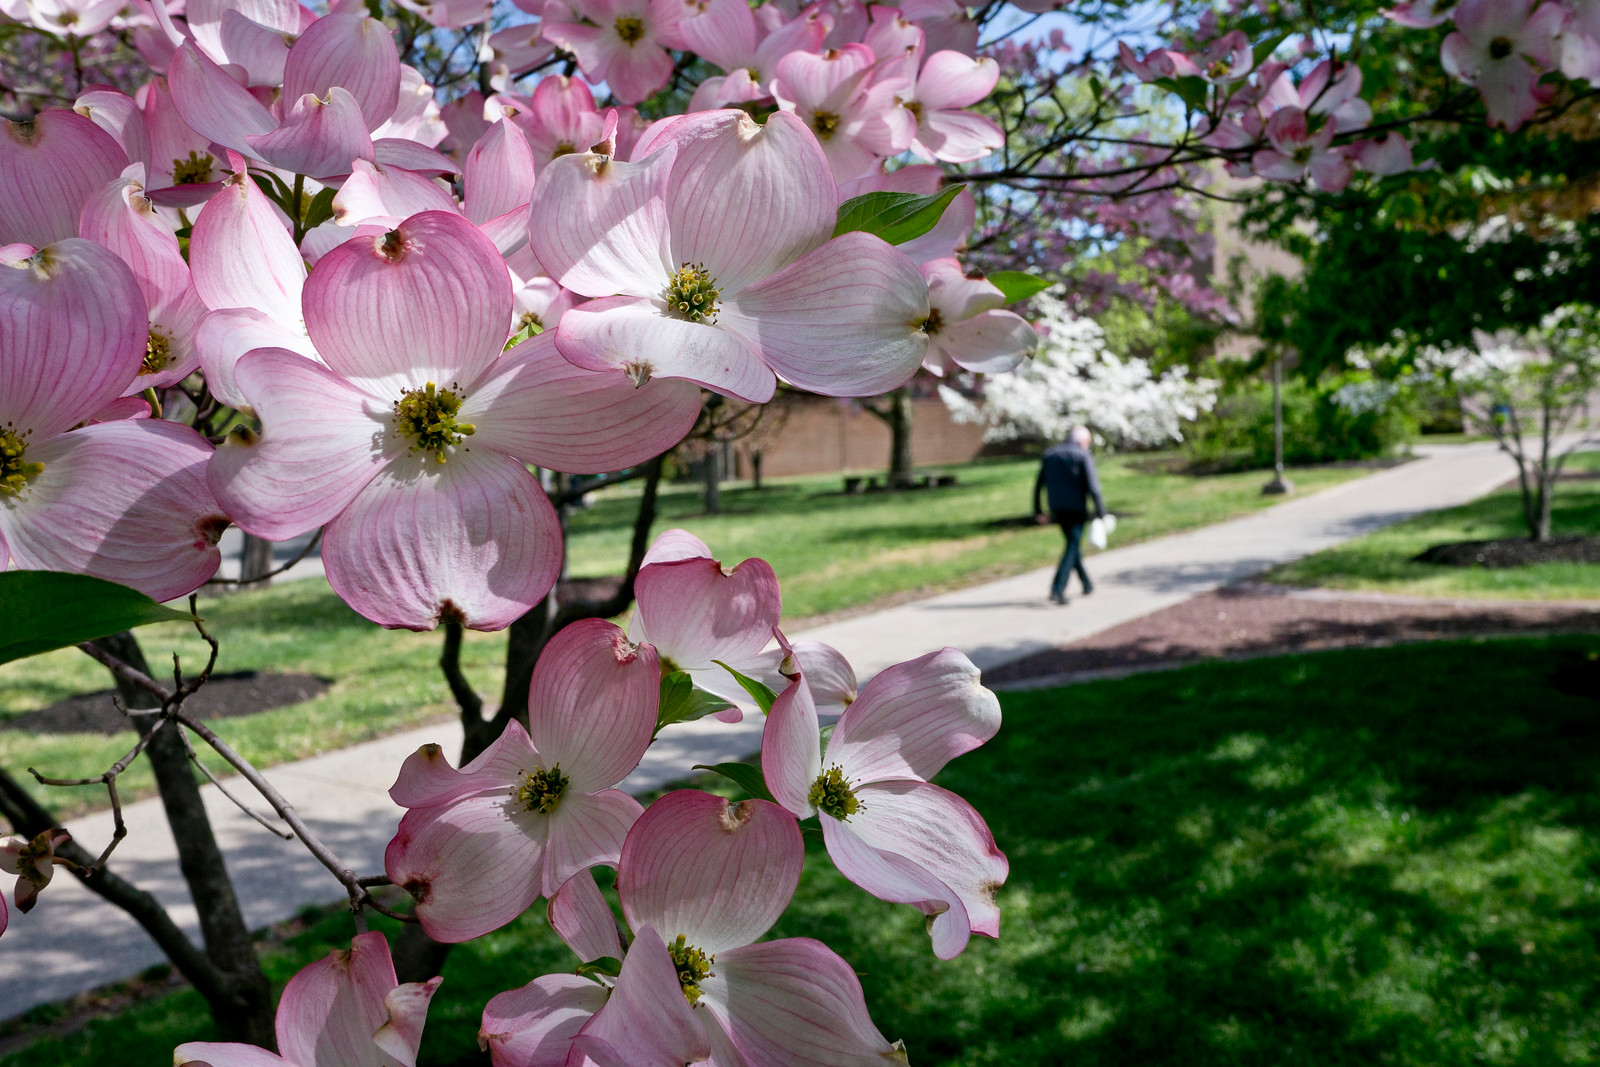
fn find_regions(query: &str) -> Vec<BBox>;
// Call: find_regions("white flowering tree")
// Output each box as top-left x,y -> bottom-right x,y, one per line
941,293 -> 1219,449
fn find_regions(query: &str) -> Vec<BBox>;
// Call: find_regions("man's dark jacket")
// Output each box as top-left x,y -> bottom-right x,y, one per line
1033,442 -> 1105,518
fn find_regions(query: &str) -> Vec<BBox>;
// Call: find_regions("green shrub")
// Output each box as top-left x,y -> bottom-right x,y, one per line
1186,373 -> 1416,470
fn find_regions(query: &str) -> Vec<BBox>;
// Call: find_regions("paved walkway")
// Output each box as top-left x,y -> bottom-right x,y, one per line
0,442 -> 1553,1019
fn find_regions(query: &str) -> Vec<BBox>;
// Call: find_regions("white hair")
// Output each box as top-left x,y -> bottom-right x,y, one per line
1070,426 -> 1092,447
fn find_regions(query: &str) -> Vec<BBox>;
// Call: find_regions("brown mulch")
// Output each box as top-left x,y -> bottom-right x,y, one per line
983,583 -> 1600,687
1413,536 -> 1600,568
2,671 -> 330,735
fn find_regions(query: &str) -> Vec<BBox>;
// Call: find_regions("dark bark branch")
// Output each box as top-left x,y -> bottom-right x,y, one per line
440,621 -> 484,729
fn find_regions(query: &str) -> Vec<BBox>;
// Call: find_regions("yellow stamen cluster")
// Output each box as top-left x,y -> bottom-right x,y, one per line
808,766 -> 860,820
0,426 -> 43,497
172,150 -> 215,186
515,765 -> 569,814
811,110 -> 840,139
143,330 -> 173,375
664,263 -> 722,324
393,382 -> 475,463
614,15 -> 645,44
667,933 -> 714,1005
920,308 -> 945,336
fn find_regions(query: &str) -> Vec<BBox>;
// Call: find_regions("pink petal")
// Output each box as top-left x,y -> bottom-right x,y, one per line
0,238 -> 146,437
547,867 -> 626,963
640,527 -> 710,566
282,13 -> 401,131
820,811 -> 971,957
720,231 -> 928,397
915,107 -> 1003,163
385,793 -> 547,942
205,348 -> 393,541
923,257 -> 1004,319
332,159 -> 461,228
674,0 -> 757,71
618,790 -> 802,955
373,979 -> 444,1067
772,44 -> 874,109
372,137 -> 460,175
646,109 -> 835,293
932,309 -> 1035,375
173,1044 -> 291,1066
698,938 -> 901,1065
829,647 -> 999,783
1309,149 -> 1355,192
244,88 -> 375,180
189,168 -> 307,328
0,420 -> 225,601
305,210 -> 511,395
915,50 -> 998,110
575,925 -> 712,1067
322,446 -> 562,631
194,308 -> 319,412
1477,55 -> 1541,130
526,143 -> 675,299
275,930 -> 402,1067
166,42 -> 279,156
389,719 -> 538,809
554,296 -> 777,402
464,119 -> 536,226
599,41 -> 677,107
541,789 -> 645,901
217,9 -> 291,86
78,169 -> 192,320
461,331 -> 703,473
0,109 -> 128,247
528,618 -> 659,792
74,90 -> 153,172
762,672 -> 822,818
634,555 -> 782,672
747,640 -> 858,716
480,974 -> 608,1067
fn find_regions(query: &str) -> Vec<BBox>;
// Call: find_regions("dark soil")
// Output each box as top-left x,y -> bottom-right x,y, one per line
2,671 -> 330,735
984,583 -> 1600,687
1413,536 -> 1600,568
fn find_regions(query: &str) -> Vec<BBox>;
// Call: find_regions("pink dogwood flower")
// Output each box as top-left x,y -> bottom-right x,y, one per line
763,646 -> 1008,959
1,830 -> 72,915
1251,107 -> 1354,191
772,44 -> 915,181
530,108 -> 929,402
542,0 -> 687,105
0,109 -> 127,248
889,50 -> 1003,163
175,932 -> 441,1067
1441,0 -> 1564,130
385,619 -> 660,941
678,0 -> 829,111
502,75 -> 606,171
1,239 -> 225,600
918,257 -> 1035,376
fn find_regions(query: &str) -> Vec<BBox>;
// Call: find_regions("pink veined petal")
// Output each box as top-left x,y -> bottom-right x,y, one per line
914,50 -> 998,110
0,420 -> 225,601
78,170 -> 191,317
217,9 -> 292,87
173,1044 -> 293,1066
189,168 -> 306,327
464,119 -> 536,226
1453,0 -> 1534,44
915,107 -> 1003,163
540,788 -> 645,898
606,40 -> 678,108
772,44 -> 875,110
389,719 -> 539,809
923,257 -> 1004,320
697,939 -> 902,1066
547,867 -> 626,963
282,13 -> 401,131
762,672 -> 823,818
674,0 -> 757,71
640,527 -> 710,566
634,555 -> 782,672
480,974 -> 608,1067
322,446 -> 562,631
0,238 -> 146,437
574,926 -> 712,1067
1251,149 -> 1305,182
333,159 -> 462,229
194,308 -> 319,412
166,42 -> 279,156
133,282 -> 208,392
829,646 -> 999,783
373,978 -> 444,1067
188,0 -> 304,54
648,109 -> 835,292
461,331 -> 702,474
1477,54 -> 1541,130
820,812 -> 972,958
245,87 -> 376,180
0,109 -> 128,247
554,296 -> 776,402
305,210 -> 512,395
528,618 -> 658,791
372,137 -> 460,175
720,231 -> 928,397
1308,148 -> 1355,192
205,348 -> 394,541
746,640 -> 858,716
617,790 -> 803,955
75,90 -> 153,170
526,143 -> 676,299
275,930 -> 401,1067
933,309 -> 1036,375
833,780 -> 1007,954
384,792 -> 547,942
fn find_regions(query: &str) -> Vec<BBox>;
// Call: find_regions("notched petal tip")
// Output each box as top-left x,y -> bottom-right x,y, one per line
377,227 -> 412,262
436,599 -> 467,626
621,359 -> 653,386
716,799 -> 755,833
194,514 -> 231,549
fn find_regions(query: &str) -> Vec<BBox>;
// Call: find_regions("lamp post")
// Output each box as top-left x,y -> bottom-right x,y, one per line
1262,352 -> 1293,495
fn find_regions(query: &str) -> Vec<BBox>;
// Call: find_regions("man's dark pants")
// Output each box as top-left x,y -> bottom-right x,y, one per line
1050,508 -> 1093,600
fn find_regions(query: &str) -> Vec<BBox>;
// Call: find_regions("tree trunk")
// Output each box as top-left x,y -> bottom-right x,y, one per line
703,445 -> 722,514
94,631 -> 275,1047
238,534 -> 274,583
887,387 -> 914,488
750,451 -> 763,491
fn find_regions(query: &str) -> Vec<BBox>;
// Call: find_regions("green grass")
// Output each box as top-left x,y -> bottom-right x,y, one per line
564,453 -> 1373,620
10,636 -> 1600,1066
1270,451 -> 1600,600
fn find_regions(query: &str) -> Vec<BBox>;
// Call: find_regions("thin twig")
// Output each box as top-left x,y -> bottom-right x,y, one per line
206,530 -> 324,586
175,727 -> 292,840
25,717 -> 162,873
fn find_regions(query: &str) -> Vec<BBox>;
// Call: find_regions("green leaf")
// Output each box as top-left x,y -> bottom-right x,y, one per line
301,186 -> 337,232
1251,31 -> 1292,70
656,671 -> 734,732
504,318 -> 544,351
0,571 -> 197,666
712,660 -> 778,714
986,270 -> 1053,305
576,956 -> 622,978
1153,75 -> 1208,112
248,170 -> 292,207
693,762 -> 776,803
833,186 -> 965,246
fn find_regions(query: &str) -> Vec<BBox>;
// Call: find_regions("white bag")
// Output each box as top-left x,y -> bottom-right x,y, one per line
1087,513 -> 1116,550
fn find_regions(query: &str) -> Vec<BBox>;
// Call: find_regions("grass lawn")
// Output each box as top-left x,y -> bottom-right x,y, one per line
10,635 -> 1600,1066
0,453 -> 1371,817
1270,451 -> 1600,600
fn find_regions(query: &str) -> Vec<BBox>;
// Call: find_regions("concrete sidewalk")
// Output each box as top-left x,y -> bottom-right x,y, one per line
0,441 -> 1550,1019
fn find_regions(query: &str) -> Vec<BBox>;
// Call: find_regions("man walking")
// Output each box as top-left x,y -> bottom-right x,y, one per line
1033,426 -> 1106,605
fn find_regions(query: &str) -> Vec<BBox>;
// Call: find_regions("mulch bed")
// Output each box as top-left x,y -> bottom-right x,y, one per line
1413,536 -> 1600,568
2,671 -> 330,735
984,583 -> 1600,687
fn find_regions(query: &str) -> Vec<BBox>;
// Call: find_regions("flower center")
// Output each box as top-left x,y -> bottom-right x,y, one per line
143,329 -> 172,375
1291,145 -> 1313,165
552,142 -> 577,159
920,308 -> 945,335
514,765 -> 568,814
1207,59 -> 1231,80
0,426 -> 43,497
614,15 -> 645,44
808,766 -> 860,820
811,110 -> 840,139
667,934 -> 714,1005
172,150 -> 215,185
1487,36 -> 1513,61
664,263 -> 721,323
393,382 -> 475,463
